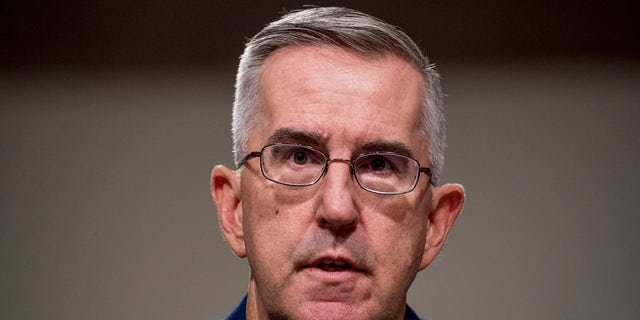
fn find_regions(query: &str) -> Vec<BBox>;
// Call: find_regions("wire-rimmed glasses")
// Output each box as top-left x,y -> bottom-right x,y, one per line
238,143 -> 432,195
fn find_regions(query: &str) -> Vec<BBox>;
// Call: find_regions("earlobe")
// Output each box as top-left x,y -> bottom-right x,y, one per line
419,183 -> 465,270
211,165 -> 247,258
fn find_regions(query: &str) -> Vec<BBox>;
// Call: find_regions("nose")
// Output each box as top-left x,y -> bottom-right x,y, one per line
316,159 -> 359,234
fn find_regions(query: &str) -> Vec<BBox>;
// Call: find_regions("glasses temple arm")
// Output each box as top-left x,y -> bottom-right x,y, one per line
419,167 -> 436,186
238,151 -> 262,168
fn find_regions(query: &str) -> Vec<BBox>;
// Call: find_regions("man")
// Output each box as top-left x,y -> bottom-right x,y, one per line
211,7 -> 464,320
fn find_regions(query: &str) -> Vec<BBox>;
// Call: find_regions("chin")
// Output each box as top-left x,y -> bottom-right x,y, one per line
300,301 -> 364,320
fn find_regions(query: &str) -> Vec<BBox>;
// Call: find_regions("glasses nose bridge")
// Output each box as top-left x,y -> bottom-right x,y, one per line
324,157 -> 355,176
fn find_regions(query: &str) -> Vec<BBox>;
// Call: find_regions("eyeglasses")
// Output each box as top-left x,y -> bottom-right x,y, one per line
238,143 -> 432,195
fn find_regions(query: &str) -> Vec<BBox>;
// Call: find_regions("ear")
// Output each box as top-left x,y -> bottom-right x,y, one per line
419,183 -> 465,270
211,165 -> 247,258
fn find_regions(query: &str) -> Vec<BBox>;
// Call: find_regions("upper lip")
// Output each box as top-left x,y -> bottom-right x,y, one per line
303,253 -> 365,273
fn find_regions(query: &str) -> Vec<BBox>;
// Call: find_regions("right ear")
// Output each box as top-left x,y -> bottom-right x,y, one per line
211,165 -> 246,258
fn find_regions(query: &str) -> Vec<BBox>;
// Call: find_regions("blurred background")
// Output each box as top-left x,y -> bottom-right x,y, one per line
2,1 -> 638,319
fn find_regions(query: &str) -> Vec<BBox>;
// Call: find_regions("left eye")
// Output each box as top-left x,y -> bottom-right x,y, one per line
357,155 -> 395,174
369,156 -> 389,171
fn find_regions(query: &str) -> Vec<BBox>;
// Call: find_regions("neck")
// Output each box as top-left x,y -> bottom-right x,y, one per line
245,279 -> 269,320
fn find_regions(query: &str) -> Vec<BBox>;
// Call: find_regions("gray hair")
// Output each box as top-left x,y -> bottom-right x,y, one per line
232,7 -> 446,184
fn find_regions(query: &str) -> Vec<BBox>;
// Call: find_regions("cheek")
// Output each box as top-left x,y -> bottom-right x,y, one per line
240,178 -> 277,255
241,180 -> 317,259
241,188 -> 290,285
362,191 -> 429,231
364,196 -> 429,269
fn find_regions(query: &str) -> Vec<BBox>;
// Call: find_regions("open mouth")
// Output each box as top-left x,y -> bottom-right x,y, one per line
314,258 -> 353,272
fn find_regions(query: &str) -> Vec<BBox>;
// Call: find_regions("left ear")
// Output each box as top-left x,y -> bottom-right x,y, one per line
419,183 -> 465,270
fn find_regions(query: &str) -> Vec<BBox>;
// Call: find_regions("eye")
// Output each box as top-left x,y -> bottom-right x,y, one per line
370,156 -> 389,171
292,150 -> 309,165
281,146 -> 324,167
356,154 -> 395,175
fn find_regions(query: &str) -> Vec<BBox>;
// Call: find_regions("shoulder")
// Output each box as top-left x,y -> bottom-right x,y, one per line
224,295 -> 247,320
405,305 -> 424,320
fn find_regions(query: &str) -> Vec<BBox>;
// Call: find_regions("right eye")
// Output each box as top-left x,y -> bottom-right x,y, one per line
272,145 -> 324,167
291,149 -> 310,165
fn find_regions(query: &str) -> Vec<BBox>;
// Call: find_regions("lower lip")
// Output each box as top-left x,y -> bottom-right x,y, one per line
304,267 -> 362,283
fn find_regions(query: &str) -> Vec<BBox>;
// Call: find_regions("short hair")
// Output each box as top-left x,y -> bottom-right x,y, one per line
232,7 -> 446,184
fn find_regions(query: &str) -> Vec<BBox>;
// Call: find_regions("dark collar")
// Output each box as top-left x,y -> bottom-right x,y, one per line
225,295 -> 423,320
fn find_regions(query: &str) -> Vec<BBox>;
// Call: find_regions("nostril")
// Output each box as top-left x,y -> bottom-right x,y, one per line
318,216 -> 357,237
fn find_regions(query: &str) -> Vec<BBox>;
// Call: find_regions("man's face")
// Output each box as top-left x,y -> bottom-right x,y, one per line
234,46 -> 435,320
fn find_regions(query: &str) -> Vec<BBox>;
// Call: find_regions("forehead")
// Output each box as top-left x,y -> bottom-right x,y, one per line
254,46 -> 426,156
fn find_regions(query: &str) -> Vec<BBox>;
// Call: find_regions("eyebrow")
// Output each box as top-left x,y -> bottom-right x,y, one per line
358,140 -> 414,158
266,128 -> 328,147
266,127 -> 414,158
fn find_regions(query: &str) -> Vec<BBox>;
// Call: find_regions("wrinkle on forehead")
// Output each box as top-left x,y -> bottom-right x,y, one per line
253,45 -> 427,160
260,46 -> 424,111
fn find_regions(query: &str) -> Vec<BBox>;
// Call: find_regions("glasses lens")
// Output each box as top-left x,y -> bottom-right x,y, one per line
261,144 -> 327,185
354,153 -> 419,194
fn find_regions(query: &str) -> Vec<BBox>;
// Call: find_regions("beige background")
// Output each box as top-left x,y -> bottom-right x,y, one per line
2,1 -> 639,320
